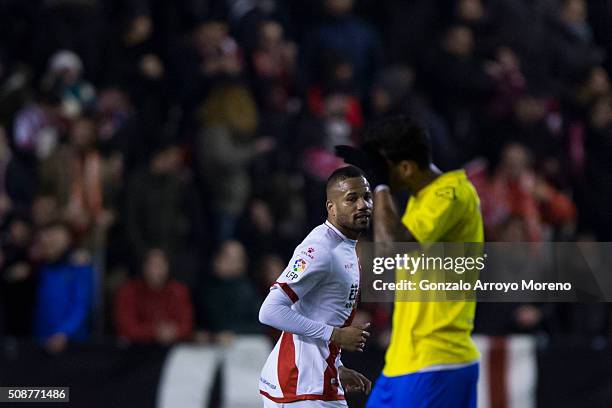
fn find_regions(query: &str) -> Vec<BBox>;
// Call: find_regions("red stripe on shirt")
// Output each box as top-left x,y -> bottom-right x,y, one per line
322,343 -> 341,397
343,307 -> 357,328
277,332 -> 299,398
274,282 -> 299,303
260,390 -> 345,403
322,302 -> 359,398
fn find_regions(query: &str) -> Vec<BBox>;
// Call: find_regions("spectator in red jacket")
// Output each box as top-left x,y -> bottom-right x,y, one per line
114,248 -> 194,345
467,143 -> 576,241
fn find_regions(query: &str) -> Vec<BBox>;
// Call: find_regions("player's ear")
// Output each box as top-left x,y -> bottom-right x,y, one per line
326,199 -> 335,216
400,160 -> 417,178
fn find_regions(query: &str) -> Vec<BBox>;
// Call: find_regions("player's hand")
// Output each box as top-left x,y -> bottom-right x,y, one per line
330,322 -> 371,352
335,144 -> 389,188
338,366 -> 372,395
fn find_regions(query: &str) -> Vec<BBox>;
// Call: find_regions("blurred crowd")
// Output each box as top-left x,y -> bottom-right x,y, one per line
0,0 -> 611,352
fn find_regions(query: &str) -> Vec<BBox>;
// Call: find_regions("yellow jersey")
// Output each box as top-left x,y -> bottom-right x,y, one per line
383,169 -> 484,376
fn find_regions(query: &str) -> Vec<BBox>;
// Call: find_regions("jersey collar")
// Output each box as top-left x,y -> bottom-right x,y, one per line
325,220 -> 358,246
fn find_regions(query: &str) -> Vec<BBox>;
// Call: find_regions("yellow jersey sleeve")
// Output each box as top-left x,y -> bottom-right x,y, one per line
402,186 -> 461,243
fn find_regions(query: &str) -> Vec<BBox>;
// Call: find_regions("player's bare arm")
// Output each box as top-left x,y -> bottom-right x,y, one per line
373,187 -> 414,243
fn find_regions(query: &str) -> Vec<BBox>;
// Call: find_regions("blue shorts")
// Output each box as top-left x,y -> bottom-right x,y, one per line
366,363 -> 478,408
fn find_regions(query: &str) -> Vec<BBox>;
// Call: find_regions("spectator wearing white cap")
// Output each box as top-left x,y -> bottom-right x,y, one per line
44,50 -> 96,118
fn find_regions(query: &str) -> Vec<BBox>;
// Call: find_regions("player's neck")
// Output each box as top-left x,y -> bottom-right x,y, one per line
410,168 -> 441,195
326,219 -> 359,241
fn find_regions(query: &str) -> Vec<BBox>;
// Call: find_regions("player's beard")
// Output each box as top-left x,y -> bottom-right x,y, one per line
354,219 -> 371,233
339,213 -> 371,235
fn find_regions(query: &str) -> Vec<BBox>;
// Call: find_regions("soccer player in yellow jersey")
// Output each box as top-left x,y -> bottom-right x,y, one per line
337,116 -> 483,408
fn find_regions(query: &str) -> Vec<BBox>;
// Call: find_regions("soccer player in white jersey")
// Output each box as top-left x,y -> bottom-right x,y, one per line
259,165 -> 373,408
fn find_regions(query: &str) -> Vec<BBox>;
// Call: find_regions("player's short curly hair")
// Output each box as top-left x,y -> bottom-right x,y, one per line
365,115 -> 431,169
326,165 -> 367,193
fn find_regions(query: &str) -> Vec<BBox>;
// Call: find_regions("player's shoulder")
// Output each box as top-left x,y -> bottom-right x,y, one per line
294,224 -> 341,262
425,170 -> 477,203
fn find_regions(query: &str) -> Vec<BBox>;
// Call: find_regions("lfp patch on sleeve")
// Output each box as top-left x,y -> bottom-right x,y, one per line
285,257 -> 310,281
293,258 -> 308,273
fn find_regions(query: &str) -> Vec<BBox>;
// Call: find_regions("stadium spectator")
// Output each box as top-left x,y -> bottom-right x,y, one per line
370,65 -> 458,169
38,114 -> 115,244
102,14 -> 170,134
236,199 -> 284,267
249,19 -> 297,115
93,87 -> 153,171
192,21 -> 242,79
467,143 -> 576,241
0,126 -> 38,216
583,93 -> 612,240
12,90 -> 61,157
32,222 -> 93,353
569,65 -> 610,112
168,20 -> 243,126
547,0 -> 603,86
252,254 -> 285,340
475,301 -> 547,336
0,214 -> 35,336
114,248 -> 194,345
30,194 -> 60,229
124,140 -> 204,285
0,50 -> 32,128
484,46 -> 527,121
103,13 -> 156,90
301,0 -> 382,98
196,83 -> 274,243
421,24 -> 493,161
472,224 -> 549,336
254,253 -> 285,296
42,50 -> 96,119
370,66 -> 416,119
483,90 -> 567,182
241,174 -> 309,257
194,240 -> 262,344
246,19 -> 299,158
296,86 -> 359,229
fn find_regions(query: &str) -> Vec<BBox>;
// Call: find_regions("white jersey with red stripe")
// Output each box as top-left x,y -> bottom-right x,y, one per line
259,221 -> 360,404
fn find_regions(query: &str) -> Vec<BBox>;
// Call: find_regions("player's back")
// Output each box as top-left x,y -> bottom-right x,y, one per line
259,221 -> 360,402
384,170 -> 484,377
